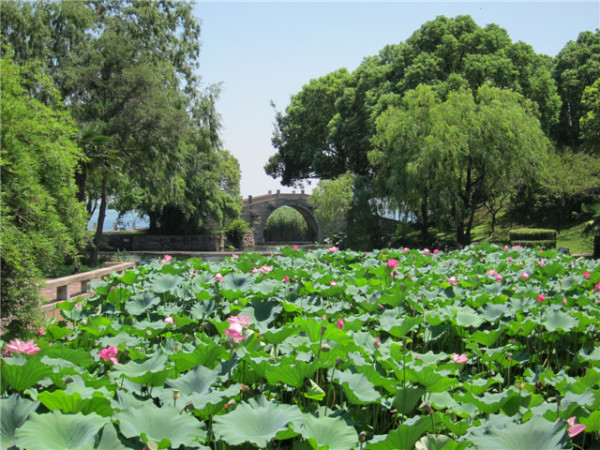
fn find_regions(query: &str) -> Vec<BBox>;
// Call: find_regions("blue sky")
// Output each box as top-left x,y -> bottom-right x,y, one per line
193,1 -> 600,197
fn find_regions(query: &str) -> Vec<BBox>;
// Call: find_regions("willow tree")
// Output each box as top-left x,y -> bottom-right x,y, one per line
371,84 -> 550,246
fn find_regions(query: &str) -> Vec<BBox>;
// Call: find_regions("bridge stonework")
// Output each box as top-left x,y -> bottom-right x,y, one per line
241,191 -> 321,245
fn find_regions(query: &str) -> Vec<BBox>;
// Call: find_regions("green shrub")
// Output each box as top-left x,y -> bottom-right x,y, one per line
509,228 -> 557,248
225,219 -> 251,249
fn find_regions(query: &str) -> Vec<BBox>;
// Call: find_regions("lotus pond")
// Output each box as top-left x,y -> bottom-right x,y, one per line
1,244 -> 600,449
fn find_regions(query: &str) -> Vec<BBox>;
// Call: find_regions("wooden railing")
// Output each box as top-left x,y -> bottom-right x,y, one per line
43,262 -> 136,301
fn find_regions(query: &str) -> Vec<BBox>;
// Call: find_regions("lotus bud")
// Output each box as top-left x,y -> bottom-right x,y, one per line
516,381 -> 526,390
336,356 -> 344,367
172,389 -> 181,401
359,431 -> 367,442
321,326 -> 327,336
320,343 -> 331,352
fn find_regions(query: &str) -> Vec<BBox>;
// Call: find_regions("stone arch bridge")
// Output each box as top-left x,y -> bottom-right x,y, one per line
241,190 -> 321,245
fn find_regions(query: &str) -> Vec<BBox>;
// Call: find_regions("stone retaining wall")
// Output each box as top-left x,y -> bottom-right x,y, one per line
100,232 -> 225,252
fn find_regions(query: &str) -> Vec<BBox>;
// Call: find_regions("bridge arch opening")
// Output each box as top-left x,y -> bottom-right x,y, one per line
241,192 -> 321,245
263,205 -> 317,243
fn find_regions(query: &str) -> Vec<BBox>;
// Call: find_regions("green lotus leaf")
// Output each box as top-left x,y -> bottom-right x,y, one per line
45,324 -> 73,341
367,416 -> 436,450
379,315 -> 423,339
407,366 -> 458,392
213,396 -> 304,447
541,262 -> 566,278
165,365 -> 218,395
468,415 -> 568,450
559,389 -> 595,414
124,292 -> 161,316
115,270 -> 138,285
261,326 -> 297,345
292,414 -> 358,450
98,331 -> 142,348
149,273 -> 182,293
37,390 -> 113,417
14,411 -> 108,450
79,316 -> 113,337
479,303 -> 510,322
393,387 -> 426,415
304,379 -> 326,401
415,434 -> 462,450
1,394 -> 39,447
106,288 -> 132,308
221,272 -> 253,293
111,351 -> 170,386
468,329 -> 502,347
333,370 -> 380,404
189,300 -> 217,319
42,344 -> 94,369
266,361 -> 320,388
116,405 -> 205,449
240,300 -> 282,330
1,357 -> 53,393
294,317 -> 325,342
170,342 -> 229,372
543,310 -> 579,332
95,424 -> 128,450
579,345 -> 600,362
580,410 -> 600,433
454,307 -> 484,328
252,279 -> 280,296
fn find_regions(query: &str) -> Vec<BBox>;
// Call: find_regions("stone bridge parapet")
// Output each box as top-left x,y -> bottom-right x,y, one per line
241,190 -> 321,245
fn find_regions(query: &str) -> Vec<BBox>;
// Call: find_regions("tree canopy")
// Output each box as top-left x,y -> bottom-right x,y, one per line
268,15 -> 561,189
371,84 -> 549,245
1,53 -> 87,335
1,0 -> 242,264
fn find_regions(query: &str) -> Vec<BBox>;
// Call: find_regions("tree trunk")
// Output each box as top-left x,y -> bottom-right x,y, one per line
594,235 -> 600,259
420,198 -> 429,242
89,174 -> 108,267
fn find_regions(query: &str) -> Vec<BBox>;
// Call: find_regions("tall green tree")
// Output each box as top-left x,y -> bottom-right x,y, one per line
371,84 -> 549,246
553,30 -> 600,148
267,15 -> 561,189
1,53 -> 87,335
2,0 -> 242,263
309,173 -> 354,241
580,78 -> 600,152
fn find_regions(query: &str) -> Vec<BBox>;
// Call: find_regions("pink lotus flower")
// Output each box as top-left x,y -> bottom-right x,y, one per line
448,276 -> 459,285
387,259 -> 398,269
403,247 -> 410,253
521,272 -> 529,280
161,254 -> 173,263
508,256 -> 513,263
486,269 -> 497,276
215,273 -> 224,282
433,249 -> 439,254
583,271 -> 590,279
504,245 -> 509,251
284,275 -> 289,283
328,246 -> 339,253
75,301 -> 83,308
538,259 -> 546,266
423,249 -> 431,255
496,274 -> 503,282
595,283 -> 600,292
231,254 -> 239,260
567,417 -> 586,438
36,328 -> 46,336
537,294 -> 545,303
99,346 -> 118,364
228,314 -> 252,327
110,286 -> 115,292
224,322 -> 244,340
253,265 -> 273,274
374,337 -> 381,347
4,339 -> 41,355
293,245 -> 299,250
330,281 -> 338,287
451,353 -> 468,363
164,316 -> 174,324
337,318 -> 344,330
